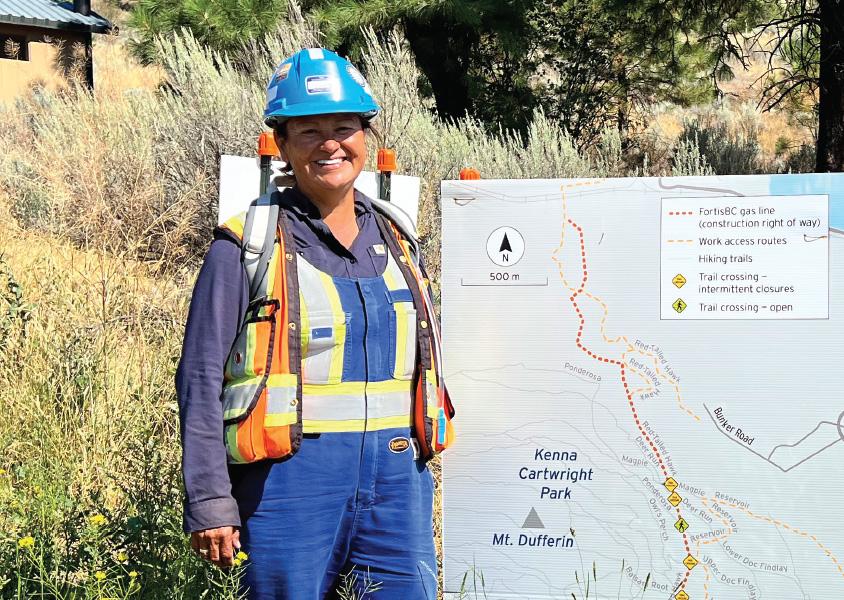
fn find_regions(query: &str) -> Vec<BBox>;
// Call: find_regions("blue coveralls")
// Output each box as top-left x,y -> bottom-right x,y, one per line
176,188 -> 437,599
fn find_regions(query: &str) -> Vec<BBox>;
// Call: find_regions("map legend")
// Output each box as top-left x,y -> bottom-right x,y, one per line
661,195 -> 829,319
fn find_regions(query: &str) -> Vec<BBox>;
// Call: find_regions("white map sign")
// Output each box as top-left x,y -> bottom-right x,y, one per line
441,174 -> 844,600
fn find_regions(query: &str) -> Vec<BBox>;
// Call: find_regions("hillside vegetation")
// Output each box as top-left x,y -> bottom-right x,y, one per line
0,6 -> 817,598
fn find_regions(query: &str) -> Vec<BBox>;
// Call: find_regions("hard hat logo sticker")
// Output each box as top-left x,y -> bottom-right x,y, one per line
389,437 -> 410,453
274,63 -> 291,82
305,75 -> 339,95
486,226 -> 525,267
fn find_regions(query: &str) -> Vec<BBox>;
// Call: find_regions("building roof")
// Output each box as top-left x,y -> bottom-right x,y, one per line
0,0 -> 111,33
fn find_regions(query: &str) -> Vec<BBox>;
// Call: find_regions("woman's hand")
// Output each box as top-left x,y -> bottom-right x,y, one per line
190,526 -> 241,569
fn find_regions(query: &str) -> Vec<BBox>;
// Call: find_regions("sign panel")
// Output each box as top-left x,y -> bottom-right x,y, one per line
441,174 -> 844,600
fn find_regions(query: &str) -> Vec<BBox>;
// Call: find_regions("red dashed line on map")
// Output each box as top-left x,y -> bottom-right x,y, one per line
668,211 -> 695,216
565,216 -> 693,584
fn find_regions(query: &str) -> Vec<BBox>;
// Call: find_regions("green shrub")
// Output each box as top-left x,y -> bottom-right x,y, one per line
677,121 -> 760,175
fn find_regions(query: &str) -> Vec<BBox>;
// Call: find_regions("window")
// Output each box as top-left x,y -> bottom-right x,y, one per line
0,34 -> 29,61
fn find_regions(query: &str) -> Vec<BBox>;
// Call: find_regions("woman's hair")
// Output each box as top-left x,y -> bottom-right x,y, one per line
273,116 -> 380,177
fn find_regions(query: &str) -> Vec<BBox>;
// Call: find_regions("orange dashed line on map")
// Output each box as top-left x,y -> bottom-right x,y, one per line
700,497 -> 736,531
702,562 -> 712,600
708,498 -> 844,579
631,384 -> 655,396
699,534 -> 732,546
582,291 -> 630,345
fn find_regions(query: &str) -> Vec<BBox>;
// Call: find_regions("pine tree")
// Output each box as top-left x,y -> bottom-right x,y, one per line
130,0 -> 287,63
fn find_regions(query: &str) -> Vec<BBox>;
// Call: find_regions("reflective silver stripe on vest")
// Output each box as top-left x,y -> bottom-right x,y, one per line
222,374 -> 297,421
382,254 -> 417,380
221,381 -> 260,421
265,383 -> 298,415
297,257 -> 347,384
301,381 -> 412,422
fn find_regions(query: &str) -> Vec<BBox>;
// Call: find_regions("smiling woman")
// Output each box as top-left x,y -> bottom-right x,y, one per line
175,47 -> 454,600
275,113 -> 369,248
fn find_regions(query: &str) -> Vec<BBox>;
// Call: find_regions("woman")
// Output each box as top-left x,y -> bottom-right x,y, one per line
176,48 -> 454,599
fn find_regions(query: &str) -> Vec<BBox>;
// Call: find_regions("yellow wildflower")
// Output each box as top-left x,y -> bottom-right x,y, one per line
88,514 -> 107,527
0,468 -> 6,475
129,571 -> 138,578
235,551 -> 248,561
94,571 -> 106,581
116,550 -> 128,563
17,536 -> 35,549
33,485 -> 42,496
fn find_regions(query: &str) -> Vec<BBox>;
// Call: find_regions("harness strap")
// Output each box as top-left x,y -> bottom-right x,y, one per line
371,197 -> 420,261
242,191 -> 283,301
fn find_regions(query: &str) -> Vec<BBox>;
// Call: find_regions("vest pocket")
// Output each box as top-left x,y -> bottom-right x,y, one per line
388,302 -> 417,380
224,383 -> 297,463
301,310 -> 348,384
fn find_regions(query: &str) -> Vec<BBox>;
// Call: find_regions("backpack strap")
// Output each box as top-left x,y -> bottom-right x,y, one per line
242,190 -> 283,302
370,197 -> 420,264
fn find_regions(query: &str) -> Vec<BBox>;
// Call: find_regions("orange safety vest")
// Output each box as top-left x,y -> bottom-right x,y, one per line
217,204 -> 455,464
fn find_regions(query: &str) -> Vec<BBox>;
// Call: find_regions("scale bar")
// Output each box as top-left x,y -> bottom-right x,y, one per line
460,278 -> 549,287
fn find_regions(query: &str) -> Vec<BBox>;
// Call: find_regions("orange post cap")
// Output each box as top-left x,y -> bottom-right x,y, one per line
459,167 -> 481,180
258,131 -> 280,157
377,148 -> 397,173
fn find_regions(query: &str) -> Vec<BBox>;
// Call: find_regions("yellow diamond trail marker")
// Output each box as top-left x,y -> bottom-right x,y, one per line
664,477 -> 678,492
675,517 -> 689,533
683,555 -> 699,570
668,492 -> 682,507
675,591 -> 690,600
672,298 -> 687,314
672,274 -> 687,288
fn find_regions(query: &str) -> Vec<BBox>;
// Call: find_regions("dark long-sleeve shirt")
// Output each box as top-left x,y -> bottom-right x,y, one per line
176,188 -> 389,533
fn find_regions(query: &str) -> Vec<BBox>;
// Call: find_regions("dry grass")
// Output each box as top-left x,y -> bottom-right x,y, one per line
94,34 -> 164,99
0,207 -> 181,493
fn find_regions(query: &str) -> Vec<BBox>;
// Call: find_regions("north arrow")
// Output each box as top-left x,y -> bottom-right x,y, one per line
499,233 -> 513,253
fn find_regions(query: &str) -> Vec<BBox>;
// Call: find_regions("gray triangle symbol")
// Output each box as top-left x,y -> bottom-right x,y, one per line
521,507 -> 545,529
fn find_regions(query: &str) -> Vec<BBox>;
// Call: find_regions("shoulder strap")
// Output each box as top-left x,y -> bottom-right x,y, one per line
370,197 -> 420,263
241,190 -> 283,302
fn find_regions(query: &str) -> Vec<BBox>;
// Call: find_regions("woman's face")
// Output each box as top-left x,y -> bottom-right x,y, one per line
277,113 -> 367,201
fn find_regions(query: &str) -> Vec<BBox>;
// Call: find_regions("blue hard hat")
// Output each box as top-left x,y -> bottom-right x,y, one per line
264,48 -> 380,127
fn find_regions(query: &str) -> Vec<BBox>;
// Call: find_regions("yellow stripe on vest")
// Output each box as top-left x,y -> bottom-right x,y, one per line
221,213 -> 246,239
245,316 -> 257,378
264,412 -> 298,427
302,379 -> 409,396
225,424 -> 246,463
265,240 -> 280,297
303,415 -> 412,434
